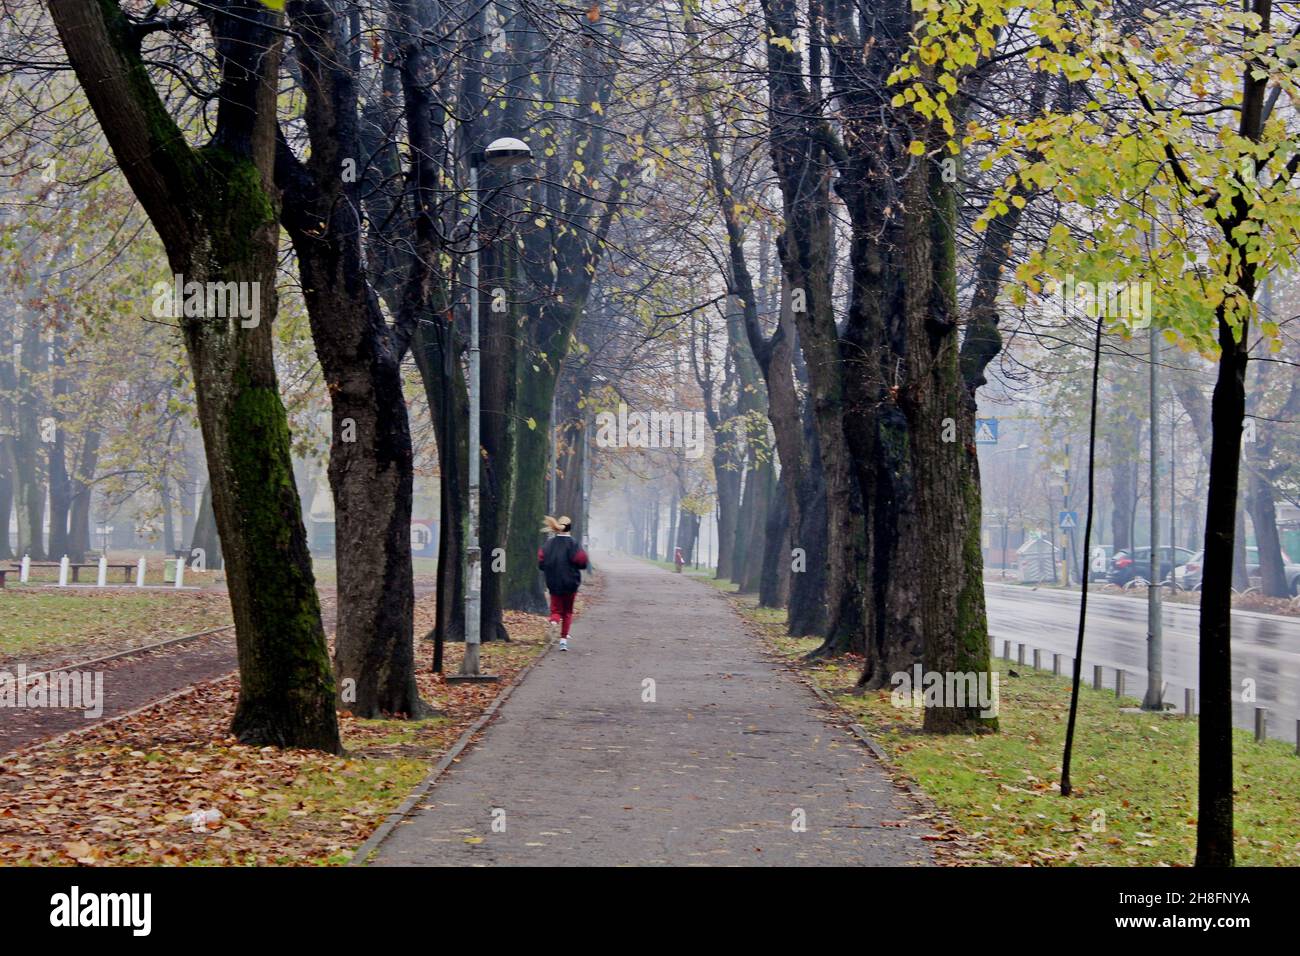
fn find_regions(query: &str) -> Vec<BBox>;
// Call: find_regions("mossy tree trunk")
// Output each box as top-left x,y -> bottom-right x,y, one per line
908,153 -> 996,733
818,0 -> 995,726
504,11 -> 634,610
49,0 -> 339,751
503,351 -> 556,613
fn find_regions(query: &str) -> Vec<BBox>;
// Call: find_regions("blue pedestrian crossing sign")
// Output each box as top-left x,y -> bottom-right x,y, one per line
974,418 -> 998,444
1058,510 -> 1078,530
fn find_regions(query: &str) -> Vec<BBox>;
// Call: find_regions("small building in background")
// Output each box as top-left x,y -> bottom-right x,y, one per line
1016,536 -> 1058,584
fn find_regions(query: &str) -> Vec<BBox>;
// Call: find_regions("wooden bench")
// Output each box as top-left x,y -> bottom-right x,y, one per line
6,562 -> 136,584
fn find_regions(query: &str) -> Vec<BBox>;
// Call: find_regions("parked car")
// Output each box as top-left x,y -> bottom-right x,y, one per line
1107,546 -> 1198,586
1173,551 -> 1202,590
1177,547 -> 1300,594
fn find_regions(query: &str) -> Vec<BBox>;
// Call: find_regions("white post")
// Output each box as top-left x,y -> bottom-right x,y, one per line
20,554 -> 30,583
58,555 -> 69,587
174,557 -> 185,589
97,556 -> 108,588
136,557 -> 147,588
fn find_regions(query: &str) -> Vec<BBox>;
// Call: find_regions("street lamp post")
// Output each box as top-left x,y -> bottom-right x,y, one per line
455,136 -> 532,683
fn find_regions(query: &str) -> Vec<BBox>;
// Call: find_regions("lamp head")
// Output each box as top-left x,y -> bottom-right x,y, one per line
483,137 -> 532,168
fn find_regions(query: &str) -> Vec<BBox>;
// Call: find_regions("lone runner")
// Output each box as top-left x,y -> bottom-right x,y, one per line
538,515 -> 589,652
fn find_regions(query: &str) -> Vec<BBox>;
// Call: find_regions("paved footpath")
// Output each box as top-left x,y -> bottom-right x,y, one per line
370,554 -> 934,866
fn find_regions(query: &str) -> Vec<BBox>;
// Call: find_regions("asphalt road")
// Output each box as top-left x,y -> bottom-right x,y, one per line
985,582 -> 1300,744
370,553 -> 935,866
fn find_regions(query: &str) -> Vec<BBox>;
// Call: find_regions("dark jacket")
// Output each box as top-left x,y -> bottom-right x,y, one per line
538,535 -> 588,595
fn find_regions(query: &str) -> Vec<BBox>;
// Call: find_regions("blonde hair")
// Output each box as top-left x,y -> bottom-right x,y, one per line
541,515 -> 573,534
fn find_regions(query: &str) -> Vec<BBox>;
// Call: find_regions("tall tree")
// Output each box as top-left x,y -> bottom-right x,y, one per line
48,0 -> 339,751
275,0 -> 427,717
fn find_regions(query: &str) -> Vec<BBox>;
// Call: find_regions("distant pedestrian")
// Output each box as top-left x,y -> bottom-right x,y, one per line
674,547 -> 684,573
538,515 -> 588,652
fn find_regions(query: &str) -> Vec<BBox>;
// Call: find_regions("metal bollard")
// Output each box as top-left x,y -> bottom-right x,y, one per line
1255,708 -> 1266,744
136,557 -> 147,588
1033,649 -> 1042,671
1003,640 -> 1011,661
1093,665 -> 1103,691
1185,688 -> 1195,717
1115,669 -> 1125,698
1053,653 -> 1061,676
1018,644 -> 1026,665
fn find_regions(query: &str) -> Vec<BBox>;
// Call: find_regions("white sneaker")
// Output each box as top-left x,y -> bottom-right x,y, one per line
559,637 -> 569,652
545,619 -> 559,643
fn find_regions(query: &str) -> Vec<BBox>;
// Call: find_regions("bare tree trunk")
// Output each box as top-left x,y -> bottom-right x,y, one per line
67,429 -> 98,561
276,1 -> 428,718
713,449 -> 742,581
47,332 -> 71,560
762,0 -> 864,651
190,479 -> 223,570
14,316 -> 45,559
414,323 -> 468,653
1108,410 -> 1138,551
760,473 -> 789,607
1197,302 -> 1247,866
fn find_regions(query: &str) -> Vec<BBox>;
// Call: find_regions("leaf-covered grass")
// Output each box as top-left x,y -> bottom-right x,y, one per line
0,589 -> 232,662
734,595 -> 1300,866
0,583 -> 593,866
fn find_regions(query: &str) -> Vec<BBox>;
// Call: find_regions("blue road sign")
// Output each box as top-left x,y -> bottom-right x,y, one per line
1059,511 -> 1078,530
974,418 -> 999,444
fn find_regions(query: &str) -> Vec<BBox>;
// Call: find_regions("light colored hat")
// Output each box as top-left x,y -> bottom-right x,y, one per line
541,515 -> 573,533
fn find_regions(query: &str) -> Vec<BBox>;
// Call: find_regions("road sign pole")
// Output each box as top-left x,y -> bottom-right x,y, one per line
1057,508 -> 1080,586
1143,322 -> 1164,710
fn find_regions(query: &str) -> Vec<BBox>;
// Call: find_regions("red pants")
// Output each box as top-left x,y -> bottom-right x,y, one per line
548,592 -> 577,637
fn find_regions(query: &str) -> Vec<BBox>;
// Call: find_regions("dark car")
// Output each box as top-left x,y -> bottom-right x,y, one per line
1107,546 -> 1198,586
1177,547 -> 1300,594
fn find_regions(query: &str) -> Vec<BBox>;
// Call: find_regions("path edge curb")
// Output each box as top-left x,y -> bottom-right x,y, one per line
16,625 -> 236,684
347,638 -> 556,867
